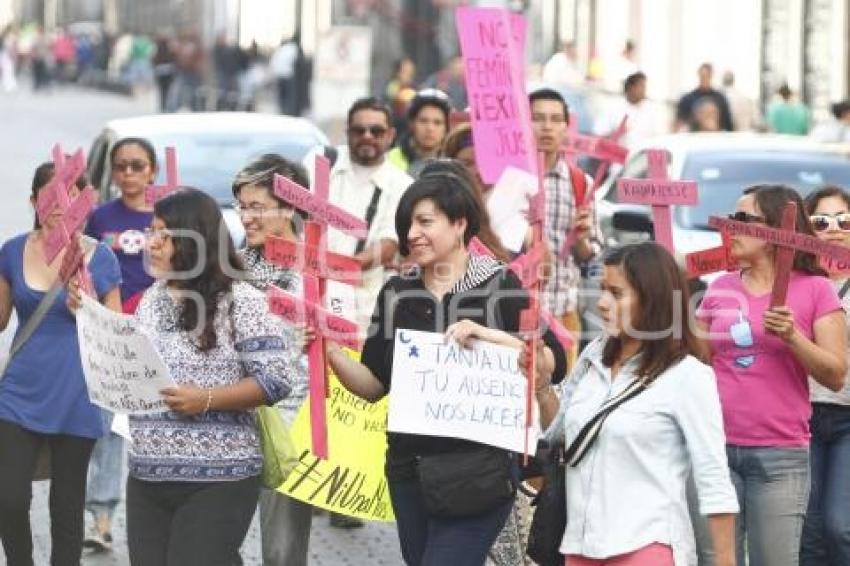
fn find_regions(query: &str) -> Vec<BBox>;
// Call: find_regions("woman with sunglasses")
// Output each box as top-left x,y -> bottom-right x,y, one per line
0,161 -> 122,565
102,188 -> 299,566
82,136 -> 158,551
800,186 -> 850,565
231,154 -> 313,566
537,242 -> 738,566
695,184 -> 847,566
316,172 -> 567,565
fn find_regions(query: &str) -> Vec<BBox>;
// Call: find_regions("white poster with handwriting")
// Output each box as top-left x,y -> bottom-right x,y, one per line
387,329 -> 534,453
76,294 -> 175,414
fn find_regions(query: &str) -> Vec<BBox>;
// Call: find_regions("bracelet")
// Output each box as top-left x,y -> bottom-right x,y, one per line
203,388 -> 213,414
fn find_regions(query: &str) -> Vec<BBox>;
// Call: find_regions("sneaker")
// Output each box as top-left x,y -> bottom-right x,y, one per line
83,528 -> 112,552
329,512 -> 364,529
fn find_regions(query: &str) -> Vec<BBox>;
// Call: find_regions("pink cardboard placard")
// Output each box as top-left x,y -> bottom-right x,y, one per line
264,236 -> 362,286
273,174 -> 368,239
770,202 -> 798,308
456,6 -> 537,184
708,216 -> 850,265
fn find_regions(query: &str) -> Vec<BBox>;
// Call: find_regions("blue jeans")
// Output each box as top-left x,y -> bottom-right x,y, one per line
86,410 -> 124,522
389,477 -> 513,566
690,445 -> 809,566
800,403 -> 850,566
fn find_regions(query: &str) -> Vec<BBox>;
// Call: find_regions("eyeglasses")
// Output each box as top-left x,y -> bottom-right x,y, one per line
727,211 -> 766,224
112,160 -> 149,173
232,202 -> 281,216
810,213 -> 850,232
143,227 -> 173,243
348,124 -> 389,138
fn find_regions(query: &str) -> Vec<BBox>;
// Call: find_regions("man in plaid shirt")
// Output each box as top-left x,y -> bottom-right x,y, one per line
530,88 -> 603,366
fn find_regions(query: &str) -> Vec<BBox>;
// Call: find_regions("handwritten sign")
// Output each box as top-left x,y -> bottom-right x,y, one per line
267,285 -> 360,352
279,354 -> 393,522
265,236 -> 362,286
387,329 -> 534,453
76,294 -> 175,414
145,146 -> 180,205
617,149 -> 698,253
457,7 -> 537,184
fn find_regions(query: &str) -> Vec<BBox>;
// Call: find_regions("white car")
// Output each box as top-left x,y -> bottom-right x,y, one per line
597,133 -> 850,268
87,112 -> 330,245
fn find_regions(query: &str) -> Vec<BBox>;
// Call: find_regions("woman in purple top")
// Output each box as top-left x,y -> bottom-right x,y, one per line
695,185 -> 847,566
0,161 -> 122,565
82,137 -> 158,551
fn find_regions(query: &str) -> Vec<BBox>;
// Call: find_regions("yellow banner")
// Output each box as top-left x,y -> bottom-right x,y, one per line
278,354 -> 394,521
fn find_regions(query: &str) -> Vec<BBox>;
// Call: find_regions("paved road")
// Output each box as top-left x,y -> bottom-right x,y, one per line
0,84 -> 404,566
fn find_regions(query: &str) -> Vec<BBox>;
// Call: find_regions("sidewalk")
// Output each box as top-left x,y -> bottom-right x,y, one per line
8,482 -> 403,566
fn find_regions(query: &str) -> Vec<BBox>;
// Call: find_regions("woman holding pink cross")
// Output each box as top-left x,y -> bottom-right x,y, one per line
695,184 -> 847,566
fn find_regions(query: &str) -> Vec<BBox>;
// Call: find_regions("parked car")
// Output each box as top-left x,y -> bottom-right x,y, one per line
87,112 -> 330,245
597,133 -> 850,266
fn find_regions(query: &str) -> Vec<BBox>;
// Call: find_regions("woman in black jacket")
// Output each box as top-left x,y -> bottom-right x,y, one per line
321,171 -> 567,566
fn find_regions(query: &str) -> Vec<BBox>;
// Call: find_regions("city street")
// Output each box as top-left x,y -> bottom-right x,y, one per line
0,85 -> 403,566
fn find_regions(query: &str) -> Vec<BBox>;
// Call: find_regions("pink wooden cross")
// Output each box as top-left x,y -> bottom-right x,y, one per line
265,236 -> 362,287
37,145 -> 98,287
267,155 -> 367,460
616,149 -> 698,253
708,204 -> 850,306
144,146 -> 179,205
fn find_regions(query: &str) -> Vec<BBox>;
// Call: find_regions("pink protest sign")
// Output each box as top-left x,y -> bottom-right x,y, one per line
457,7 -> 537,184
684,231 -> 737,279
265,236 -> 362,286
770,202 -> 798,308
616,149 -> 697,253
144,147 -> 179,205
273,174 -> 368,239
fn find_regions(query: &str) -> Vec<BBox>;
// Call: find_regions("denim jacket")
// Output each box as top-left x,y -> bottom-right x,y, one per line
548,338 -> 739,565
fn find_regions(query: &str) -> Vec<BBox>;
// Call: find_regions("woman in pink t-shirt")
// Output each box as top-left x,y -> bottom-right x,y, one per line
695,184 -> 846,566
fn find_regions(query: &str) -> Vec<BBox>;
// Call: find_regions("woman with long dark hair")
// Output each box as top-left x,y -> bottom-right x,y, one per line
696,184 -> 847,566
538,242 -> 738,566
800,185 -> 850,565
0,161 -> 122,565
317,172 -> 568,565
121,188 -> 300,565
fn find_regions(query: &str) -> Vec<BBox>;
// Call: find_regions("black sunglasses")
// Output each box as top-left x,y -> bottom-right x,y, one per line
112,159 -> 149,173
727,211 -> 766,224
348,125 -> 388,138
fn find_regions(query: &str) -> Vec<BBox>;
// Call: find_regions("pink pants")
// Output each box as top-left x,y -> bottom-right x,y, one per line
565,543 -> 674,566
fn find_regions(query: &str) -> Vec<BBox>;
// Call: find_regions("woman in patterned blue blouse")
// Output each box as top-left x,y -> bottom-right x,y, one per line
123,188 -> 299,566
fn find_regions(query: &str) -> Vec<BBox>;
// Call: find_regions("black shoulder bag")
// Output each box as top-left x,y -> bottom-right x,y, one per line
527,364 -> 650,566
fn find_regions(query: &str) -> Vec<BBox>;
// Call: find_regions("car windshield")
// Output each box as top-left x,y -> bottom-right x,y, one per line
676,151 -> 850,230
144,132 -> 321,203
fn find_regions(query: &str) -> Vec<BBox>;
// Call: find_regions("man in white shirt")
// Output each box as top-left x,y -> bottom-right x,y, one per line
722,71 -> 757,131
595,72 -> 663,148
325,97 -> 414,335
542,41 -> 584,89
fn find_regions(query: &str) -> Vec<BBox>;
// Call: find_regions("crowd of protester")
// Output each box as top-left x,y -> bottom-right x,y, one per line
4,25 -> 850,566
